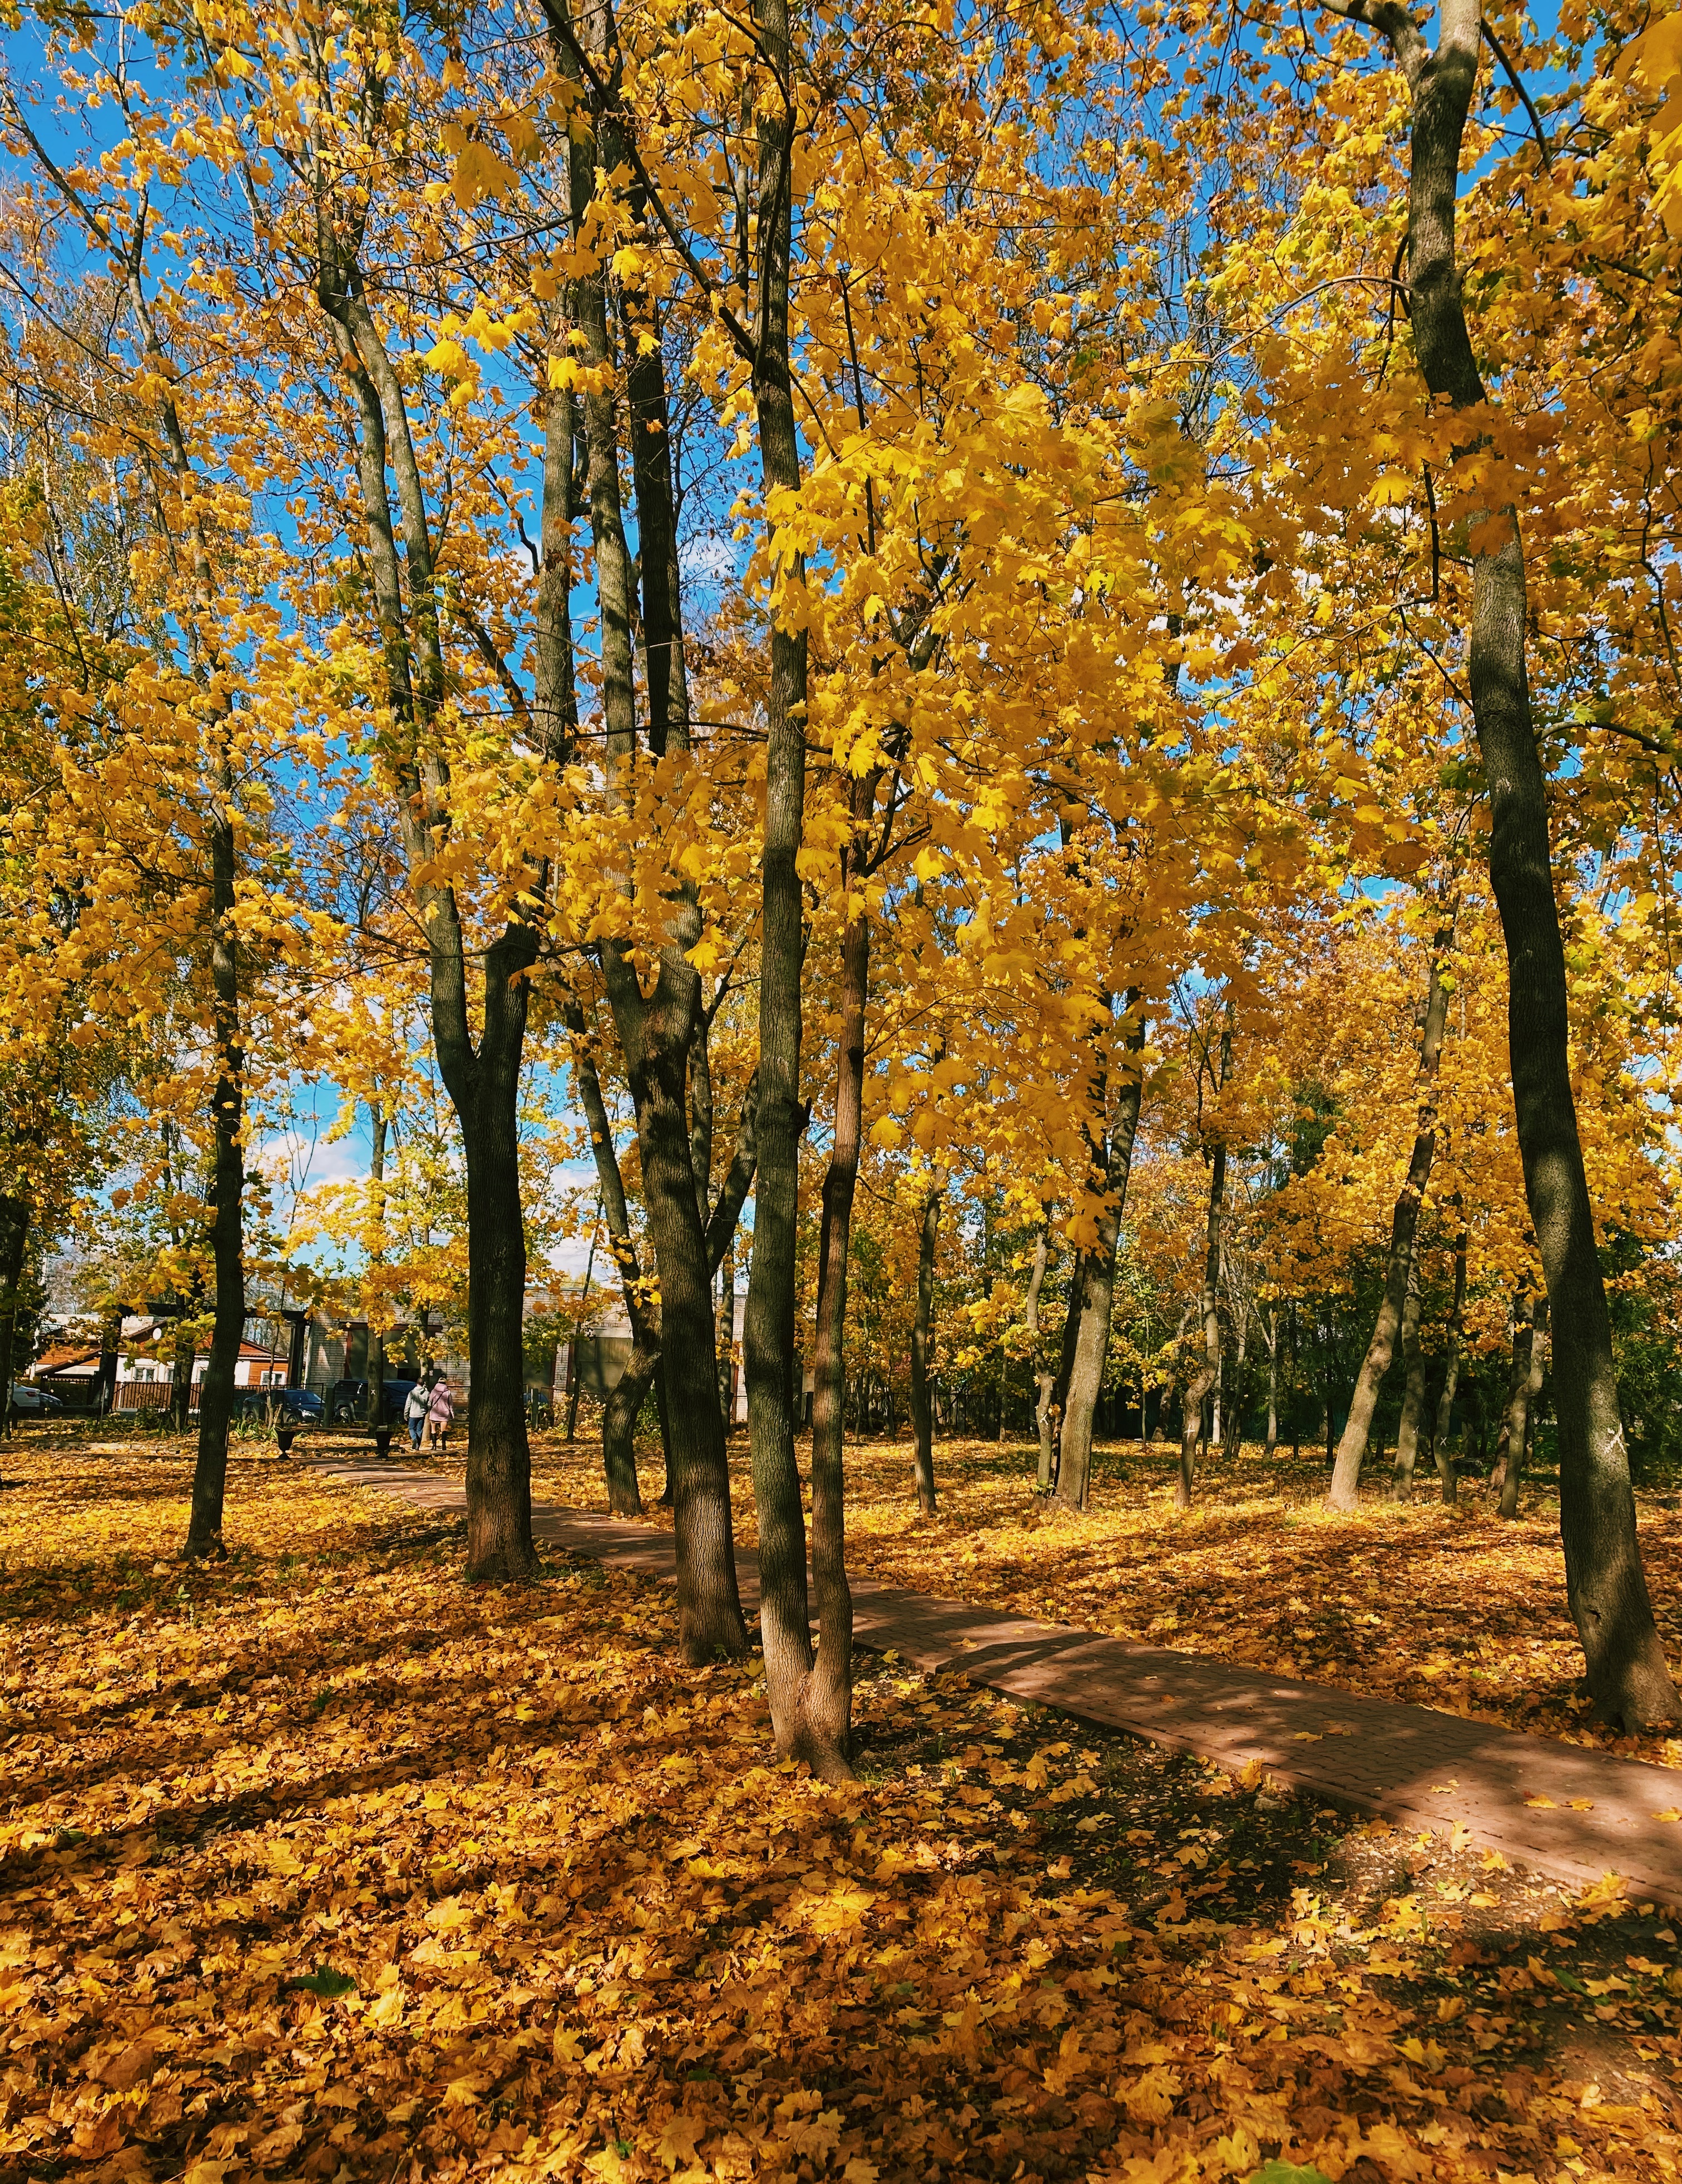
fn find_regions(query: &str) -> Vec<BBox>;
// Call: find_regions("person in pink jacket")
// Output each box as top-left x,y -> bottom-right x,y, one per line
424,1376 -> 455,1451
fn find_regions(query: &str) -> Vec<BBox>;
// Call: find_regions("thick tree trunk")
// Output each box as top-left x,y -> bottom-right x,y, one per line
1328,919 -> 1455,1508
805,817 -> 874,1780
457,928 -> 540,1580
1176,1140 -> 1227,1513
1391,1266 -> 1426,1500
1053,1001 -> 1146,1511
1361,0 -> 1676,1718
911,1183 -> 941,1515
184,804 -> 244,1562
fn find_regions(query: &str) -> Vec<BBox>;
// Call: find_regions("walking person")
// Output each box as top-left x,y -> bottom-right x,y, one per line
403,1378 -> 428,1452
425,1375 -> 455,1452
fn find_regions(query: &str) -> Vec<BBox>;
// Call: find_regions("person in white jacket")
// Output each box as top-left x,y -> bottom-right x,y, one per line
403,1379 -> 428,1451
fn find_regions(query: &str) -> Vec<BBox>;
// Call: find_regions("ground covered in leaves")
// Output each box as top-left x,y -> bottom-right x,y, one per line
526,1430 -> 1682,1775
2,1434 -> 1681,2184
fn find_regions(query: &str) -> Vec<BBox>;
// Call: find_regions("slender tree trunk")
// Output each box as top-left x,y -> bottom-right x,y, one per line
1391,1264 -> 1427,1500
171,1311 -> 196,1432
1177,1140 -> 1227,1513
1500,1299 -> 1549,1521
547,10 -> 743,1646
805,818 -> 873,1779
1433,1224 -> 1468,1504
1264,1310 -> 1279,1451
1433,1214 -> 1468,1503
184,801 -> 244,1561
911,1183 -> 941,1514
1053,1001 -> 1146,1511
716,1242 -> 735,1437
1221,1307 -> 1249,1461
565,1204 -> 599,1444
319,265 -> 540,1582
1328,917 -> 1456,1508
367,1103 -> 389,1441
739,0 -> 825,1750
0,1197 -> 28,1441
1360,0 -> 1677,1718
1023,1226 -> 1056,1488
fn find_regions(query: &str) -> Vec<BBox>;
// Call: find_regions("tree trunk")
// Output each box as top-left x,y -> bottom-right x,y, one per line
548,7 -> 744,1647
1177,1139 -> 1227,1513
716,1241 -> 736,1437
1328,916 -> 1455,1508
805,805 -> 874,1780
1022,1226 -> 1055,1489
457,927 -> 541,1579
184,802 -> 244,1562
1433,1224 -> 1468,1504
318,261 -> 540,1583
1358,0 -> 1676,1719
1498,1295 -> 1549,1521
1221,1308 -> 1249,1461
0,1197 -> 28,1441
740,0 -> 825,1754
1053,1001 -> 1146,1511
1391,1263 -> 1426,1500
367,1103 -> 389,1437
911,1183 -> 941,1514
565,1203 -> 600,1444
1264,1310 -> 1279,1452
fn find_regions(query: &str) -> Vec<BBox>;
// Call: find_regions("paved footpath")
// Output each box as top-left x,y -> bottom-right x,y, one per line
310,1456 -> 1682,1908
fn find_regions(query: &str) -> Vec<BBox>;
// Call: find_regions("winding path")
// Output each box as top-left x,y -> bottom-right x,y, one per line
308,1454 -> 1682,1908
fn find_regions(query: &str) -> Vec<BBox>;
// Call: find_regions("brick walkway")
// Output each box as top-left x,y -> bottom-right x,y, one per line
310,1457 -> 1682,1907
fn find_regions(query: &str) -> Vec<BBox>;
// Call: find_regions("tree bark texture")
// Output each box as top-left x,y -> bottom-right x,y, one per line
1352,0 -> 1676,1719
1328,915 -> 1455,1508
911,1184 -> 941,1515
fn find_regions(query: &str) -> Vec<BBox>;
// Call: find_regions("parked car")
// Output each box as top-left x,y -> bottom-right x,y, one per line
232,1386 -> 324,1424
329,1376 -> 419,1425
9,1383 -> 65,1415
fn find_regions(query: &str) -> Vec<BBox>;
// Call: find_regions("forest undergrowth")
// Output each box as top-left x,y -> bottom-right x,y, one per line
523,1434 -> 1682,1775
4,1435 -> 1678,2184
